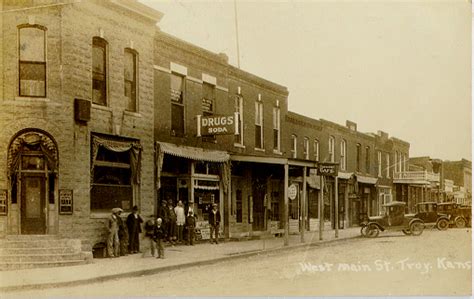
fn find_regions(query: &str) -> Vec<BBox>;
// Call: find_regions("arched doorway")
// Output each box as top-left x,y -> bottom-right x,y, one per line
7,130 -> 58,234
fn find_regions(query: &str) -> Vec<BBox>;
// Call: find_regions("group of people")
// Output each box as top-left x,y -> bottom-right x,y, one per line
106,201 -> 221,259
106,205 -> 143,258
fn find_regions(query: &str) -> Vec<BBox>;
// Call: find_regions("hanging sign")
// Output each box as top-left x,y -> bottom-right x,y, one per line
317,163 -> 339,177
288,184 -> 298,200
197,112 -> 239,136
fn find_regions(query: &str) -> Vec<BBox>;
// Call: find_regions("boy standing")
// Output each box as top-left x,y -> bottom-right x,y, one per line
186,211 -> 196,246
153,218 -> 166,259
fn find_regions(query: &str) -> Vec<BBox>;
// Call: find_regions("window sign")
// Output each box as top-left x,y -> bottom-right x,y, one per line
59,189 -> 73,215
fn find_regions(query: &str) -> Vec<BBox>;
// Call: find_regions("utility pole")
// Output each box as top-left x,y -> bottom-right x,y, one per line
233,0 -> 241,68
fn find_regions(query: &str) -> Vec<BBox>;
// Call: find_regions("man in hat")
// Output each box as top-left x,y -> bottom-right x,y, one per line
107,208 -> 121,258
127,205 -> 143,254
208,203 -> 221,244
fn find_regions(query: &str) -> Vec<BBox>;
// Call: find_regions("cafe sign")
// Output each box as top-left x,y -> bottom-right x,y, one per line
317,163 -> 339,177
197,113 -> 239,136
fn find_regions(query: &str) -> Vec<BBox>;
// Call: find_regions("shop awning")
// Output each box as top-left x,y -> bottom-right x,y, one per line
156,141 -> 230,162
307,174 -> 321,189
356,175 -> 378,185
337,171 -> 353,180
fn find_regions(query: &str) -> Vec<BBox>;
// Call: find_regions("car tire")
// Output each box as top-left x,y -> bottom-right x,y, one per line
366,224 -> 379,238
455,217 -> 466,228
436,219 -> 449,231
360,225 -> 368,237
402,229 -> 412,235
410,221 -> 424,236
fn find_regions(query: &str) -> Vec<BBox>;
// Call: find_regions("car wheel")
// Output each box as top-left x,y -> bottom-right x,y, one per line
455,217 -> 466,228
436,219 -> 449,231
410,221 -> 424,236
366,224 -> 379,238
360,225 -> 368,237
402,229 -> 412,235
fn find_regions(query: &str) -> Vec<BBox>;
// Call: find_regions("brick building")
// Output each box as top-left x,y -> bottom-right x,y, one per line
0,0 -> 161,247
443,159 -> 472,205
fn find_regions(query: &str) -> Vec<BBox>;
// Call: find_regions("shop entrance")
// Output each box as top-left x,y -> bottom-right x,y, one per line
21,174 -> 46,234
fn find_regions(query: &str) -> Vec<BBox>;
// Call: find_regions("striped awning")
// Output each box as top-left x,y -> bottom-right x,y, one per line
157,141 -> 229,162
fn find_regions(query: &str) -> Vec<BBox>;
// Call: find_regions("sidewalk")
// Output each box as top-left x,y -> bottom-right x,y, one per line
0,227 -> 361,292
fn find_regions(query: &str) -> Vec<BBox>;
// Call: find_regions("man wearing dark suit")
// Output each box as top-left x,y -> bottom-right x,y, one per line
208,203 -> 221,244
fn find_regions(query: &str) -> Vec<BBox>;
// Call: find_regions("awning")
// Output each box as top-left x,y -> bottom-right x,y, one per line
307,174 -> 321,189
157,141 -> 229,162
337,171 -> 353,180
356,175 -> 378,185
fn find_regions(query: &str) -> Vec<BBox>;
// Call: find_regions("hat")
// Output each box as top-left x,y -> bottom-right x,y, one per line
212,203 -> 218,207
112,208 -> 123,214
132,205 -> 138,211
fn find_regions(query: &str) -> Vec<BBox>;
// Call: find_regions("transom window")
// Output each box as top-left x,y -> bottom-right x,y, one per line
18,25 -> 46,97
92,37 -> 107,105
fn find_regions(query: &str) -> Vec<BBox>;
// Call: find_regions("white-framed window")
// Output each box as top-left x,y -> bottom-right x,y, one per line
234,94 -> 244,146
377,151 -> 382,177
340,139 -> 347,170
255,101 -> 264,149
291,134 -> 297,159
18,24 -> 47,98
170,73 -> 185,136
304,137 -> 309,160
314,139 -> 320,161
273,107 -> 280,151
92,36 -> 108,105
328,136 -> 335,162
386,153 -> 390,178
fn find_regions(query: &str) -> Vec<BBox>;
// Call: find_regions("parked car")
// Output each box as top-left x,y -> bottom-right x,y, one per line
437,202 -> 472,228
414,202 -> 450,230
365,201 -> 424,237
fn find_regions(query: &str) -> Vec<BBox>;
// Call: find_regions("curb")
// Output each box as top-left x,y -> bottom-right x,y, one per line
0,234 -> 361,293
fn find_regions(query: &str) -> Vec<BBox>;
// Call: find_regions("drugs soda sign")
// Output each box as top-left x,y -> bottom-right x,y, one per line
197,113 -> 239,136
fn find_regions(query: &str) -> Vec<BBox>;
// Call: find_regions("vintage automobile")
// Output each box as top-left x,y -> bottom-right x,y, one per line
414,202 -> 450,230
364,201 -> 424,237
437,202 -> 472,228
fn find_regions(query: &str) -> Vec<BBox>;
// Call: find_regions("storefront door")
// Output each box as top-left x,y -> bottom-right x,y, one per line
21,174 -> 46,234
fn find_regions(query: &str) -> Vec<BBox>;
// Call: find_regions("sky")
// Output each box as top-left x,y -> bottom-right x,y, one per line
141,0 -> 472,161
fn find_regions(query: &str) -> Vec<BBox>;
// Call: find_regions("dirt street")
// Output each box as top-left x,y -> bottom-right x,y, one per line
7,229 -> 472,297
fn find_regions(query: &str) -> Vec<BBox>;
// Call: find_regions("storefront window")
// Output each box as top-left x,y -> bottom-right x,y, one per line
195,189 -> 218,221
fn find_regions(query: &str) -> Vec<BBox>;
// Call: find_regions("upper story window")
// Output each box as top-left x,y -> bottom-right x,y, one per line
328,136 -> 335,162
377,151 -> 382,177
304,137 -> 310,160
356,144 -> 361,172
340,139 -> 347,170
398,151 -> 402,172
234,94 -> 244,146
314,139 -> 320,161
124,48 -> 138,112
202,83 -> 216,142
273,107 -> 280,151
92,37 -> 107,105
18,25 -> 46,97
366,146 -> 371,173
386,153 -> 390,178
170,73 -> 185,136
255,101 -> 263,149
291,134 -> 297,159
402,154 -> 407,171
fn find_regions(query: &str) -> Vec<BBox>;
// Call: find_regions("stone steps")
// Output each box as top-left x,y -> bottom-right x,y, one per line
0,235 -> 92,271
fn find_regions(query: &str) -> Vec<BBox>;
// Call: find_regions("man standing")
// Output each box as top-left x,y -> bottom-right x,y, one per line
167,199 -> 177,244
127,205 -> 143,253
208,203 -> 221,244
107,208 -> 121,258
174,201 -> 185,243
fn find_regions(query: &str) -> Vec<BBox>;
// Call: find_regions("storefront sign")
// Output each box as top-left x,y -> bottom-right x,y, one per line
0,190 -> 7,215
196,113 -> 239,136
195,228 -> 210,240
317,163 -> 339,177
59,189 -> 73,215
288,184 -> 298,200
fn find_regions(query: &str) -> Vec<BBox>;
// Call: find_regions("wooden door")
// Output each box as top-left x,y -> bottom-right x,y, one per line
21,174 -> 46,234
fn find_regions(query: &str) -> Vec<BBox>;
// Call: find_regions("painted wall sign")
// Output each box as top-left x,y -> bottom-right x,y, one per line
59,189 -> 73,215
197,113 -> 239,136
317,163 -> 339,177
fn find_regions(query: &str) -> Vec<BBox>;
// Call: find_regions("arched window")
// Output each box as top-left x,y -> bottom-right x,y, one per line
18,25 -> 47,97
92,37 -> 108,105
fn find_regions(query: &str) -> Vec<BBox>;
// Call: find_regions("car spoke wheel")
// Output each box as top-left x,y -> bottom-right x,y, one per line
366,224 -> 379,238
410,221 -> 424,236
455,217 -> 466,228
402,229 -> 412,235
360,225 -> 368,237
436,219 -> 449,231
